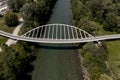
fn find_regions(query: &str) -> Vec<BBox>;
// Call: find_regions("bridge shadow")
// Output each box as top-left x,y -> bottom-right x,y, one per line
32,43 -> 86,50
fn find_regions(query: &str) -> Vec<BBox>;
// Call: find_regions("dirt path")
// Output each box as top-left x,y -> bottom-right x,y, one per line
5,18 -> 23,46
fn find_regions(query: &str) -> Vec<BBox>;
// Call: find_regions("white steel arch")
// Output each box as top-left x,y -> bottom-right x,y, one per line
0,24 -> 120,43
22,24 -> 94,40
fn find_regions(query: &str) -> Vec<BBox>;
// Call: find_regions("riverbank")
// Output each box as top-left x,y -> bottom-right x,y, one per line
70,0 -> 115,79
32,0 -> 84,80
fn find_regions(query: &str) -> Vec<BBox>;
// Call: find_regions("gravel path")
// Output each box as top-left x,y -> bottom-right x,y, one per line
5,18 -> 23,46
0,18 -> 23,52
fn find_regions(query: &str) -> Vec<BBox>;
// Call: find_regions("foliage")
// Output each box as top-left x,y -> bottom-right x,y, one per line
71,0 -> 120,33
100,74 -> 113,80
90,66 -> 101,80
77,18 -> 97,35
20,3 -> 36,21
115,17 -> 120,33
103,13 -> 117,31
7,0 -> 34,12
1,0 -> 57,79
0,42 -> 35,80
71,0 -> 120,79
80,42 -> 109,79
21,20 -> 37,34
4,11 -> 18,27
21,0 -> 57,33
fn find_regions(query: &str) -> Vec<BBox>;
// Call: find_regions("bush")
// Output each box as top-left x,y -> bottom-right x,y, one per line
4,11 -> 18,27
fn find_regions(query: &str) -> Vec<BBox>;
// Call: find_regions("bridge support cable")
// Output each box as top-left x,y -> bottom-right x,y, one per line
84,31 -> 87,38
26,32 -> 30,38
30,31 -> 33,37
35,28 -> 39,38
32,30 -> 35,38
47,25 -> 50,39
67,26 -> 70,39
80,30 -> 83,39
43,26 -> 47,39
0,24 -> 104,43
61,25 -> 63,39
40,27 -> 43,38
26,32 -> 29,37
64,25 -> 66,39
52,25 -> 54,39
59,25 -> 62,39
32,30 -> 35,37
75,29 -> 78,39
71,27 -> 74,39
56,25 -> 58,40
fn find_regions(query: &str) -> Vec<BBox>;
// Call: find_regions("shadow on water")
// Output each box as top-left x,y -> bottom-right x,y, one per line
33,43 -> 86,50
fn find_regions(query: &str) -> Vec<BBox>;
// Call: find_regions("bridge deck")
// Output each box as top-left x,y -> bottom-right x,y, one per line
0,24 -> 120,43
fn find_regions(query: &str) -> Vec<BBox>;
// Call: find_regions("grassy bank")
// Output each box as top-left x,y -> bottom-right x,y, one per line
71,0 -> 120,79
94,22 -> 120,79
106,40 -> 120,79
96,21 -> 120,79
0,17 -> 16,46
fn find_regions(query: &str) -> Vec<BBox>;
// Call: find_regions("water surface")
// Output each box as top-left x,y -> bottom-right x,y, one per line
32,0 -> 84,80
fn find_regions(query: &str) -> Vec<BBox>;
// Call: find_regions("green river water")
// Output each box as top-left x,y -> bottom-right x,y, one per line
32,0 -> 84,80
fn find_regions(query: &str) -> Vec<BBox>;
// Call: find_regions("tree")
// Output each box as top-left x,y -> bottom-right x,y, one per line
72,0 -> 84,22
102,0 -> 116,18
100,74 -> 113,80
90,66 -> 101,80
116,2 -> 120,15
4,11 -> 18,27
7,0 -> 24,12
115,17 -> 120,33
21,1 -> 49,25
34,2 -> 49,24
77,18 -> 97,35
22,21 -> 36,33
20,3 -> 36,21
103,13 -> 117,31
0,42 -> 35,80
7,0 -> 34,12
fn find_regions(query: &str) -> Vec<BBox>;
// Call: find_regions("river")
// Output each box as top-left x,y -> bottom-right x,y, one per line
32,0 -> 84,80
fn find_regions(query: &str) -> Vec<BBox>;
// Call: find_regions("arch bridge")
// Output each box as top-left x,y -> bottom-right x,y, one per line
0,24 -> 120,43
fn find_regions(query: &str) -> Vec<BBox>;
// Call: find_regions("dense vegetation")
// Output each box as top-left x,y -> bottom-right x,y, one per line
0,42 -> 35,80
80,42 -> 110,80
0,0 -> 57,80
7,0 -> 34,12
21,0 -> 57,33
71,0 -> 120,33
4,11 -> 18,27
71,0 -> 120,79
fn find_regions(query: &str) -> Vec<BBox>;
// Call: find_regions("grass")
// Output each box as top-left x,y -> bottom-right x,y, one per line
15,12 -> 21,19
94,22 -> 120,79
93,22 -> 116,36
0,17 -> 16,46
0,12 -> 21,46
106,40 -> 120,79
